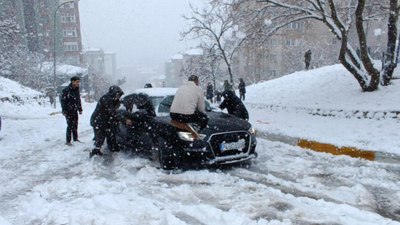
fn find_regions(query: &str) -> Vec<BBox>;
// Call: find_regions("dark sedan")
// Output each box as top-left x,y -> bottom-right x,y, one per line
116,88 -> 257,169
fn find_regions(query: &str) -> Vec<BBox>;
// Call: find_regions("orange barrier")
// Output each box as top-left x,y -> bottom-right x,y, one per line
297,139 -> 376,161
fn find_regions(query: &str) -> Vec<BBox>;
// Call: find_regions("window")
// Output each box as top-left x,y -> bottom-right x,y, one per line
286,39 -> 296,46
269,70 -> 276,77
63,27 -> 77,37
65,55 -> 80,65
61,2 -> 75,9
268,54 -> 277,62
64,42 -> 79,51
266,38 -> 276,46
287,22 -> 304,30
60,13 -> 76,23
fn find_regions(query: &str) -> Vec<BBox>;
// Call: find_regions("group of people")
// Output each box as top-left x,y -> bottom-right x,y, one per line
60,74 -> 249,160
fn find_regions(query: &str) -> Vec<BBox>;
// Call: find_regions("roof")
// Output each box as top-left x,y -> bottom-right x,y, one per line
131,87 -> 177,97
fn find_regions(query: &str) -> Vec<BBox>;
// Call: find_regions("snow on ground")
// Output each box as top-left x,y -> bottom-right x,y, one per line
0,64 -> 400,224
245,64 -> 400,155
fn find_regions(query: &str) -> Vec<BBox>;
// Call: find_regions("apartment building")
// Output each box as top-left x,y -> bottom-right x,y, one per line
0,0 -> 83,66
57,1 -> 83,65
165,48 -> 206,88
234,1 -> 388,83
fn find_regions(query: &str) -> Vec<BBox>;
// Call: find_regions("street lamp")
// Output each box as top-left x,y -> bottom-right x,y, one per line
53,0 -> 79,108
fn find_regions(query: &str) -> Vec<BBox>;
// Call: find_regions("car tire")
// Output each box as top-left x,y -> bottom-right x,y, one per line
153,137 -> 176,170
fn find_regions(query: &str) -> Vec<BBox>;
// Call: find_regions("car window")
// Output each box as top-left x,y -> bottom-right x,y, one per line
149,96 -> 165,109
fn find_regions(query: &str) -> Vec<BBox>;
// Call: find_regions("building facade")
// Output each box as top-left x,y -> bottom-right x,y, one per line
234,1 -> 389,84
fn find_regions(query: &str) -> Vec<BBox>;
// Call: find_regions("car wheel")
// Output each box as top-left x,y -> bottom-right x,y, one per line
153,137 -> 176,170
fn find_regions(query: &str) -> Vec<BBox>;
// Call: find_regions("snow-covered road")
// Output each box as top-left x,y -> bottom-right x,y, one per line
1,105 -> 399,225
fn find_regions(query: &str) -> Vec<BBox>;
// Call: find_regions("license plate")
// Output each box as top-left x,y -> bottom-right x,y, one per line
220,139 -> 245,151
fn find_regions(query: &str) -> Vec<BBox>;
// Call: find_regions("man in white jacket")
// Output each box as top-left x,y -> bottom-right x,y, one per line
170,75 -> 209,132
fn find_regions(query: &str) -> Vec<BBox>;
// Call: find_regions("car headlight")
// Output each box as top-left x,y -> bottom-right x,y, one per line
248,127 -> 256,135
177,131 -> 206,142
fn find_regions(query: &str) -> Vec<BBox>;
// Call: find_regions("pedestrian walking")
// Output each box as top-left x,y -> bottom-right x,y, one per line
238,78 -> 246,101
60,76 -> 82,145
304,49 -> 312,70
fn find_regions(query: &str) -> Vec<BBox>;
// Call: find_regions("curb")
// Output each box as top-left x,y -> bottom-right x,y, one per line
257,131 -> 400,163
297,139 -> 375,161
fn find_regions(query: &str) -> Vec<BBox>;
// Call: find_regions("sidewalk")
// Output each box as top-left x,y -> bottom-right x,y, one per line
248,105 -> 400,163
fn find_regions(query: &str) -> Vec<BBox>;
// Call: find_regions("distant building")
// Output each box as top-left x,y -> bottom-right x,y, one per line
104,52 -> 117,82
83,49 -> 105,77
233,1 -> 389,83
165,48 -> 206,87
57,1 -> 83,65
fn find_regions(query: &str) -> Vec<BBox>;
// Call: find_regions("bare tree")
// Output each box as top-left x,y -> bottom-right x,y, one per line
240,0 -> 399,92
182,3 -> 248,84
1,18 -> 49,90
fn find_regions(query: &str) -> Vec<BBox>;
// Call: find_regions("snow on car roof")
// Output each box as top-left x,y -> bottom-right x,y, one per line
132,87 -> 177,97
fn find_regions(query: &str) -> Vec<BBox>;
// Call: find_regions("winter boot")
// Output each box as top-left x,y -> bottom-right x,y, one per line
89,148 -> 103,158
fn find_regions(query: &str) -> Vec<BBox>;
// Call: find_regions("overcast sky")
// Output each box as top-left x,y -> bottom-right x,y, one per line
79,0 -> 203,69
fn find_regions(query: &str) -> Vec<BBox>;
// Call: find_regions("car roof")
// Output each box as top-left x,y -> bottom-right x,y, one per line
132,87 -> 177,97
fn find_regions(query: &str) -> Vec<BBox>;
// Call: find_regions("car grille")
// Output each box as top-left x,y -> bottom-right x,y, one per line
208,131 -> 250,157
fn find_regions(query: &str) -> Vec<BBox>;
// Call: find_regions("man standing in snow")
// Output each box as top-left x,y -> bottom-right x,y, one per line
170,75 -> 208,132
89,85 -> 132,157
206,82 -> 214,103
304,49 -> 312,70
238,78 -> 246,101
60,76 -> 82,146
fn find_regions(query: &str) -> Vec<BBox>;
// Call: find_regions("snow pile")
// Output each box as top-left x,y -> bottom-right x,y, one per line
0,76 -> 43,98
0,76 -> 53,118
246,64 -> 400,113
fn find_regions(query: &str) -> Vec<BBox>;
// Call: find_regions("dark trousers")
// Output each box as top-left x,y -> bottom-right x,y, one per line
170,111 -> 208,130
94,125 -> 119,152
65,112 -> 78,142
240,92 -> 245,101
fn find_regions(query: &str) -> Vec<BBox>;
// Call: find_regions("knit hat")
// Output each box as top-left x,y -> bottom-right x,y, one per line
70,76 -> 80,82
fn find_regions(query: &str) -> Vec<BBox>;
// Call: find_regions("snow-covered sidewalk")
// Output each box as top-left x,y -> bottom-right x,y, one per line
243,64 -> 400,159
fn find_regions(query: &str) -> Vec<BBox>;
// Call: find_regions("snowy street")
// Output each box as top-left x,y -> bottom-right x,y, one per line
1,99 -> 399,225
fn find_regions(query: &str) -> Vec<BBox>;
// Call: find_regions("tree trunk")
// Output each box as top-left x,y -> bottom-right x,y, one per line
381,0 -> 399,86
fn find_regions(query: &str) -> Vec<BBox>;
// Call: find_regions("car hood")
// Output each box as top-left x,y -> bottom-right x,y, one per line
156,111 -> 252,134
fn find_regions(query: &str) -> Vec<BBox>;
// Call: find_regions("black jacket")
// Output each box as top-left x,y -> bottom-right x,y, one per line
90,87 -> 124,129
60,84 -> 82,115
121,93 -> 156,117
238,81 -> 246,94
219,90 -> 249,120
206,84 -> 214,99
120,93 -> 156,128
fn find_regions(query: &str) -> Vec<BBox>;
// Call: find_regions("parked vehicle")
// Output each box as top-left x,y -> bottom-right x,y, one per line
116,88 -> 257,169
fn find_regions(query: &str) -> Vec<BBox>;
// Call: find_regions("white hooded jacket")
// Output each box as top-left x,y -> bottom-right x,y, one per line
170,81 -> 205,115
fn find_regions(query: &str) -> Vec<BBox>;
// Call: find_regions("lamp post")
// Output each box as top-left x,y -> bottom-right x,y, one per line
53,0 -> 78,108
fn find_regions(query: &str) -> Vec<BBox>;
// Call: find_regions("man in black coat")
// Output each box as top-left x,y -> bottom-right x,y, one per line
90,85 -> 132,157
60,76 -> 82,145
219,90 -> 249,120
206,82 -> 214,103
304,49 -> 312,70
120,93 -> 182,169
238,78 -> 246,101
